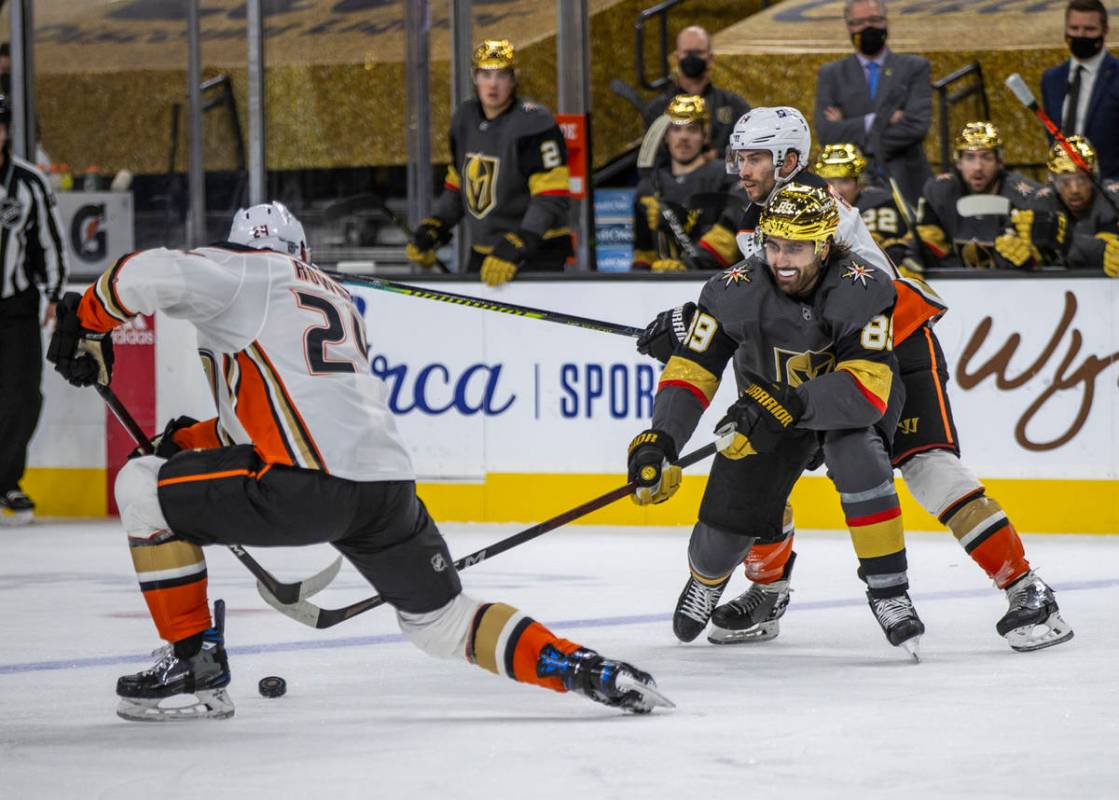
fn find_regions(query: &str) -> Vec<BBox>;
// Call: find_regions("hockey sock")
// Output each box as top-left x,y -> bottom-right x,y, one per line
843,483 -> 908,599
939,490 -> 1029,589
466,602 -> 581,693
129,531 -> 212,643
744,505 -> 795,583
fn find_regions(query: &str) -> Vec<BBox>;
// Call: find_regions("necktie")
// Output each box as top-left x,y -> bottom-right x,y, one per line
867,62 -> 880,101
1066,65 -> 1084,135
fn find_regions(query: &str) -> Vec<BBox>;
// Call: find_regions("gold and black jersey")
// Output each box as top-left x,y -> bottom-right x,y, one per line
857,184 -> 909,263
432,97 -> 572,258
1033,181 -> 1119,269
651,252 -> 899,451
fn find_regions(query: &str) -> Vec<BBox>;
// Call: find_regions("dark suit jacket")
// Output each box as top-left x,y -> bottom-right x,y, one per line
814,50 -> 933,205
1041,52 -> 1119,181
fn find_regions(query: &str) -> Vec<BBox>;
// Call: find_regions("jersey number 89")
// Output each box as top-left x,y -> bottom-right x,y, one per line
860,314 -> 893,351
685,312 -> 719,354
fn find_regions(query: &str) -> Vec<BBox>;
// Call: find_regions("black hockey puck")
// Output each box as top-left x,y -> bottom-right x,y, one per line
258,676 -> 287,698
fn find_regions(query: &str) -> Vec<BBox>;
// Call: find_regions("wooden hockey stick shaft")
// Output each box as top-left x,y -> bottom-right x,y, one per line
261,440 -> 722,629
94,384 -> 341,605
324,270 -> 644,338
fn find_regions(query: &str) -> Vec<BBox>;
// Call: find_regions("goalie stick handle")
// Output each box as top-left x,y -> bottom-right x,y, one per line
325,270 -> 645,338
307,440 -> 722,628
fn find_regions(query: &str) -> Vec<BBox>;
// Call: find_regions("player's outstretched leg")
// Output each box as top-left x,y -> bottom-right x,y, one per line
115,456 -> 231,721
399,594 -> 673,713
709,504 -> 796,644
900,451 -> 1073,651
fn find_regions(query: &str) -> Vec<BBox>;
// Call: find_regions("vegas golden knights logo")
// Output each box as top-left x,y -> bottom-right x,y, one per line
772,346 -> 835,387
464,153 -> 500,219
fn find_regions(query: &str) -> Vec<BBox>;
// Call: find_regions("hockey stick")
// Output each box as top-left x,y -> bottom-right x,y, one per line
1005,73 -> 1119,216
258,439 -> 725,629
95,384 -> 343,605
323,194 -> 452,274
323,270 -> 644,338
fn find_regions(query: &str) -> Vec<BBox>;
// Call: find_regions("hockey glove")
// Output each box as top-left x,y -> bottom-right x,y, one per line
481,232 -> 531,287
1012,208 -> 1067,255
651,258 -> 689,273
994,231 -> 1034,269
636,302 -> 696,364
47,292 -> 115,387
714,380 -> 804,460
405,217 -> 448,268
627,429 -> 682,506
1097,232 -> 1119,278
129,415 -> 201,460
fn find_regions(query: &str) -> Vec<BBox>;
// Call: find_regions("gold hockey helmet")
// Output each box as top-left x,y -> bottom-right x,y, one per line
954,121 -> 1002,161
472,40 -> 516,70
667,94 -> 709,128
1047,135 -> 1097,175
757,183 -> 840,254
813,143 -> 867,179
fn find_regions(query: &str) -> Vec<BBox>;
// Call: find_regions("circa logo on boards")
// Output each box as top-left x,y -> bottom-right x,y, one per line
957,291 -> 1119,452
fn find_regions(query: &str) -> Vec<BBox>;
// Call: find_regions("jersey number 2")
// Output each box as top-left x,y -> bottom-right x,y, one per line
294,291 -> 369,375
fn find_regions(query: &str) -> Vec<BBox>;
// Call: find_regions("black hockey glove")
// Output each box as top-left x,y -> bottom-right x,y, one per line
636,302 -> 696,364
406,217 -> 449,268
129,415 -> 201,460
46,292 -> 115,388
715,379 -> 804,460
627,429 -> 682,506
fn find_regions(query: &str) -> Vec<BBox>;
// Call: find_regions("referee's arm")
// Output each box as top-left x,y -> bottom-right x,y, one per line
26,167 -> 68,325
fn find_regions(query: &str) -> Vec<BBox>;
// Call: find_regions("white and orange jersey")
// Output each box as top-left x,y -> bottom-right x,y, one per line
77,244 -> 415,482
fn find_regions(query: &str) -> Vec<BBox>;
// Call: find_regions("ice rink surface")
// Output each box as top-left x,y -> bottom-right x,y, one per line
2,520 -> 1117,800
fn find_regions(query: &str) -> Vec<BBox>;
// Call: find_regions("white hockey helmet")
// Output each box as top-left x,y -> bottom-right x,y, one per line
725,107 -> 812,201
228,202 -> 309,261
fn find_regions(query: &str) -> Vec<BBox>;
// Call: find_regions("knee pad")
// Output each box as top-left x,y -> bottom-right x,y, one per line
115,456 -> 171,538
899,449 -> 982,518
398,592 -> 481,661
688,522 -> 754,579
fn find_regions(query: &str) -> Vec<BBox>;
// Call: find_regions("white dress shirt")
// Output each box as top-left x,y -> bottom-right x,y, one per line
1062,48 -> 1106,135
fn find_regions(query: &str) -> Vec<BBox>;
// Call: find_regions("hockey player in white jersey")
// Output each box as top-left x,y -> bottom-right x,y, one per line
47,202 -> 670,721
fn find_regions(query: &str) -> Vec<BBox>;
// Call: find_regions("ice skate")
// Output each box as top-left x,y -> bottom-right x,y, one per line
867,591 -> 924,662
997,571 -> 1074,652
536,644 -> 674,714
672,573 -> 730,642
116,599 -> 234,722
0,489 -> 34,526
708,552 -> 796,645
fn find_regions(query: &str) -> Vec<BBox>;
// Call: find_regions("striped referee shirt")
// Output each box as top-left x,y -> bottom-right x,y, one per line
0,153 -> 67,301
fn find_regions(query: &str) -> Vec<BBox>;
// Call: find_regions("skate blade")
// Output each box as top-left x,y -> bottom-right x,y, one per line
616,674 -> 676,714
899,635 -> 922,663
0,509 -> 33,527
116,689 -> 235,722
707,620 -> 779,645
1006,614 -> 1075,653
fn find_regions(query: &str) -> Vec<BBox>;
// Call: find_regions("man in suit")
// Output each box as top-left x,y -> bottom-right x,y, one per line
814,0 -> 932,206
1041,0 -> 1119,181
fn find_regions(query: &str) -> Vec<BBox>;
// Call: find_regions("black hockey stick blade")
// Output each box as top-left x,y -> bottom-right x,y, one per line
95,384 -> 342,607
325,269 -> 644,338
259,440 -> 723,629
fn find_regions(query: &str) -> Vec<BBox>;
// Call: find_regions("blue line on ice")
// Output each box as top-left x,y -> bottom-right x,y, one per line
2,578 -> 1115,676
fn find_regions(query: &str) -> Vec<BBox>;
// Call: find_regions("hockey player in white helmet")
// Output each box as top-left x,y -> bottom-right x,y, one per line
45,202 -> 672,721
637,107 -> 1072,653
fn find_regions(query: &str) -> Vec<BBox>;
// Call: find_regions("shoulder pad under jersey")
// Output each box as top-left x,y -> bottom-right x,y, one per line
820,254 -> 897,328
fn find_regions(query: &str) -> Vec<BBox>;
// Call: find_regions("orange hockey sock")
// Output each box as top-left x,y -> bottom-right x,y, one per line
467,602 -> 582,693
742,504 -> 795,583
939,491 -> 1029,589
129,533 -> 212,643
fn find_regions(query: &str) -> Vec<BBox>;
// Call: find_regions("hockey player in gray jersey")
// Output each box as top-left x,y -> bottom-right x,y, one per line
406,40 -> 572,286
627,183 -> 925,657
1029,136 -> 1119,273
631,95 -> 739,272
639,107 -> 1072,653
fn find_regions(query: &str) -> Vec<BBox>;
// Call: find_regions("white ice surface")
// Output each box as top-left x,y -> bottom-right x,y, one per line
2,521 -> 1117,800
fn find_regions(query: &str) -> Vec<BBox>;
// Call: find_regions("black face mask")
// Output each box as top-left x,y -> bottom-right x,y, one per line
679,53 -> 707,79
852,26 -> 887,56
1067,34 -> 1104,60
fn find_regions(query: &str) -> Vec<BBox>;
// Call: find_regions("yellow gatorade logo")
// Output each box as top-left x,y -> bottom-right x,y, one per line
464,153 -> 500,218
745,384 -> 794,427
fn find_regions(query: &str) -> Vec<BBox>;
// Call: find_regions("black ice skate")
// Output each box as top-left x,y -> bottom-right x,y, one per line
116,599 -> 234,722
673,572 -> 730,642
996,571 -> 1074,652
0,489 -> 34,526
536,644 -> 674,714
708,552 -> 796,645
867,591 -> 925,662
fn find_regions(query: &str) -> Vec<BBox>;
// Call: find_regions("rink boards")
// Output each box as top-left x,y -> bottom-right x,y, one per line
24,275 -> 1119,533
